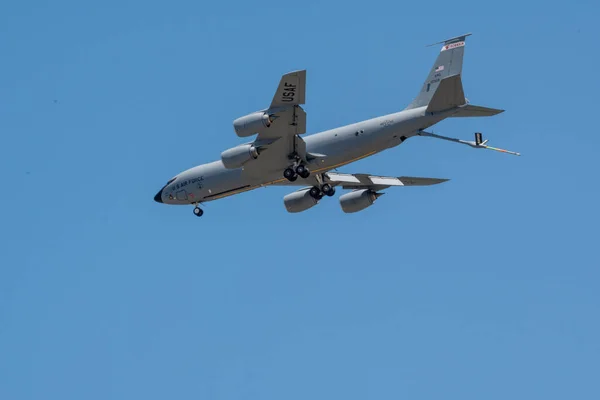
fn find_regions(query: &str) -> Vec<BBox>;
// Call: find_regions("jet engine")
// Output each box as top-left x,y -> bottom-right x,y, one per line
339,189 -> 382,213
233,111 -> 273,137
220,144 -> 259,169
283,188 -> 318,213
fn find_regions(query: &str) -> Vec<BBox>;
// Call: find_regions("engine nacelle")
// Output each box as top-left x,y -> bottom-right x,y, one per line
233,111 -> 273,137
283,188 -> 318,213
220,144 -> 259,169
339,189 -> 381,213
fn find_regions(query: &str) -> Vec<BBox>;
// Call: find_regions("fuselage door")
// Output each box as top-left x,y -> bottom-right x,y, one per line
176,190 -> 188,201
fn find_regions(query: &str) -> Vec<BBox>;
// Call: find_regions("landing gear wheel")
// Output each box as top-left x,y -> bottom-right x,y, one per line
193,207 -> 204,217
288,175 -> 298,182
321,183 -> 332,194
296,165 -> 310,179
283,167 -> 296,181
309,186 -> 322,199
324,186 -> 336,197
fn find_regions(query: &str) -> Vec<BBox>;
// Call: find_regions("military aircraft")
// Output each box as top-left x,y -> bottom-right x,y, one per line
154,34 -> 518,217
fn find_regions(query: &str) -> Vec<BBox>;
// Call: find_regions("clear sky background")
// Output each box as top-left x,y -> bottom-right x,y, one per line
1,1 -> 599,399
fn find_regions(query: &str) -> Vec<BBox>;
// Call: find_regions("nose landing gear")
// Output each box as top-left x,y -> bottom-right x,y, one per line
193,206 -> 204,217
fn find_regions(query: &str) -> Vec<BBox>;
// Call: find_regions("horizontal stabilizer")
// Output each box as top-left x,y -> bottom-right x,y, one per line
451,104 -> 505,118
426,74 -> 466,113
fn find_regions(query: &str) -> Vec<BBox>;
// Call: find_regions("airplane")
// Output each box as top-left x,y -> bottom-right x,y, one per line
153,33 -> 519,217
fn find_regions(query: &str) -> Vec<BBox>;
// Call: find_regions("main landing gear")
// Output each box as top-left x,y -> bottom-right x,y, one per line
283,167 -> 297,182
283,164 -> 310,182
309,183 -> 335,199
193,206 -> 204,217
296,164 -> 310,179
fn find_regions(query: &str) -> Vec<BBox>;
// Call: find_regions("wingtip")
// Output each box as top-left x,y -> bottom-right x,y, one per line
285,69 -> 306,76
396,176 -> 450,186
427,178 -> 450,185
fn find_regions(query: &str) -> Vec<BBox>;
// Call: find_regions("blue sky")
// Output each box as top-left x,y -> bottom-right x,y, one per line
1,1 -> 599,399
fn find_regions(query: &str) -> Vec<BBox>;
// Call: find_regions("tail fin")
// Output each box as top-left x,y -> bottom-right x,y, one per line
406,33 -> 471,110
425,74 -> 466,113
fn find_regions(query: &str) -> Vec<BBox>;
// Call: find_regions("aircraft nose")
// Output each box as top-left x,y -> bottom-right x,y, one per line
154,188 -> 164,203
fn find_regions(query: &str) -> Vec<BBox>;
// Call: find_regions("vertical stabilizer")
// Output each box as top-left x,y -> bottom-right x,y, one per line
406,33 -> 471,110
425,74 -> 466,113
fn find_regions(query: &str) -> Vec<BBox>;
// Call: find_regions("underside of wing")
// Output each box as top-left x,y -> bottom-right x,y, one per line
325,172 -> 449,190
261,70 -> 307,140
256,105 -> 306,140
270,70 -> 306,107
232,70 -> 309,176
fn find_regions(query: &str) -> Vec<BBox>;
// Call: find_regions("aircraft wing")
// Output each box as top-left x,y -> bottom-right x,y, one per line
325,172 -> 449,190
240,70 -> 309,177
270,69 -> 306,108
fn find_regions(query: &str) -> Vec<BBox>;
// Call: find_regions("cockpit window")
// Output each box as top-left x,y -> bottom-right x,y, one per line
166,177 -> 177,186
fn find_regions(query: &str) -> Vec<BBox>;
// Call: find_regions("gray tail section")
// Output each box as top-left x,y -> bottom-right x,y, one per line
426,74 -> 466,113
406,33 -> 471,110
